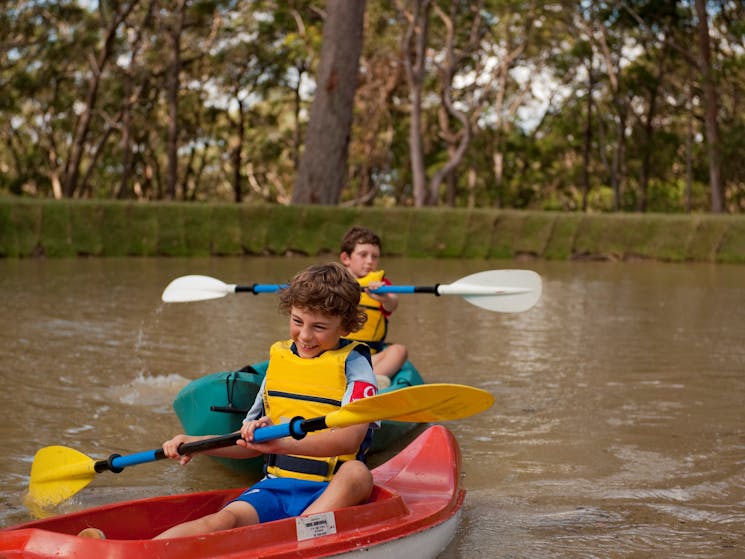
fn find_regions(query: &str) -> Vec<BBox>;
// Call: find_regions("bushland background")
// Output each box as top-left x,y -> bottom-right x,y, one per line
3,1 -> 745,214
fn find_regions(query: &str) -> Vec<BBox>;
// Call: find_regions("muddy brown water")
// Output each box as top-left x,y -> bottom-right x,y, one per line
1,257 -> 743,558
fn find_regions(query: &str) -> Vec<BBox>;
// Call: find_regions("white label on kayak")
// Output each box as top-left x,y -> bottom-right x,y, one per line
295,511 -> 337,541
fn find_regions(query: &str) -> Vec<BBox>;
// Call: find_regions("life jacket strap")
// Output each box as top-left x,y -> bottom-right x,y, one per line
265,454 -> 345,478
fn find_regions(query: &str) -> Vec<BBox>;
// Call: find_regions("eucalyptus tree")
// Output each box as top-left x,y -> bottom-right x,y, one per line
211,2 -> 323,203
345,2 -> 403,206
427,0 -> 483,207
714,0 -> 745,211
395,0 -> 491,207
113,0 -> 157,199
292,0 -> 367,205
693,0 -> 723,212
393,0 -> 568,208
0,0 -> 60,195
1,1 -> 139,199
63,1 -> 139,198
620,0 -> 726,212
154,0 -> 228,200
396,0 -> 431,206
475,0 -> 569,209
570,1 -> 630,211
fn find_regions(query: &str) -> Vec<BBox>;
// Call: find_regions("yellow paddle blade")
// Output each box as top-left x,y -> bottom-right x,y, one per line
27,445 -> 97,509
326,383 -> 494,429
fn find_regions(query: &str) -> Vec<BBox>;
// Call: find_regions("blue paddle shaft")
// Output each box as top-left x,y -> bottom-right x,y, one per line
111,450 -> 161,469
252,417 -> 307,442
370,285 -> 436,294
239,284 -> 433,295
251,284 -> 286,294
102,418 -> 310,473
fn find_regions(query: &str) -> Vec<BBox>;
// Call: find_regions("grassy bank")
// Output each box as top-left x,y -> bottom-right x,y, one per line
1,198 -> 744,263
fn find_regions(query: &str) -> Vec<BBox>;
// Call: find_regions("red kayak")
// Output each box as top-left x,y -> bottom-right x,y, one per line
1,425 -> 463,559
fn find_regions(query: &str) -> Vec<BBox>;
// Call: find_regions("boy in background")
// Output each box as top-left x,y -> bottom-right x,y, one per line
339,226 -> 408,386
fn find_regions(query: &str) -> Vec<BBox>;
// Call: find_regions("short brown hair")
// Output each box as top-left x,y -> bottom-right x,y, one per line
340,226 -> 382,256
278,262 -> 367,334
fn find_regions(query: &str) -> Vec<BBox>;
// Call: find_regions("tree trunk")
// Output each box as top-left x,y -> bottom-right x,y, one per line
581,65 -> 594,212
694,0 -> 724,212
427,2 -> 474,207
492,151 -> 503,208
292,0 -> 366,205
292,65 -> 304,171
117,0 -> 153,199
230,97 -> 246,203
399,0 -> 431,207
685,76 -> 693,213
611,106 -> 627,211
408,87 -> 427,205
62,2 -> 136,197
165,1 -> 187,200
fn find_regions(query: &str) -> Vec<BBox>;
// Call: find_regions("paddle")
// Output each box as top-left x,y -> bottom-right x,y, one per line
27,383 -> 494,509
161,269 -> 542,312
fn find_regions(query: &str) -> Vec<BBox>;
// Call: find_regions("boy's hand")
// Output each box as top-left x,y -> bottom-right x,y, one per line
365,281 -> 398,312
162,434 -> 195,466
239,416 -> 301,455
238,416 -> 274,445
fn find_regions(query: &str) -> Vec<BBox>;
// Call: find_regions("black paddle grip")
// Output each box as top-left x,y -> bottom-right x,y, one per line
177,433 -> 243,455
94,453 -> 124,474
299,416 -> 328,434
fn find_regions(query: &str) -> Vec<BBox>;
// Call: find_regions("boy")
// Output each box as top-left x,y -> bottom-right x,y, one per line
339,226 -> 408,383
111,263 -> 376,539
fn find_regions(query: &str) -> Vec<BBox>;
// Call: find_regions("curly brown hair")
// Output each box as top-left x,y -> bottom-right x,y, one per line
278,262 -> 367,334
340,226 -> 382,256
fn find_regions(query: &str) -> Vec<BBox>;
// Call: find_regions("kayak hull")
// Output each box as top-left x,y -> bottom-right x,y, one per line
1,425 -> 463,559
172,359 -> 425,472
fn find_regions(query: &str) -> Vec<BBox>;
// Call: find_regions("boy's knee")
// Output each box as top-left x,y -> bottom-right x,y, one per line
337,461 -> 373,498
213,509 -> 241,531
388,343 -> 408,361
338,460 -> 372,481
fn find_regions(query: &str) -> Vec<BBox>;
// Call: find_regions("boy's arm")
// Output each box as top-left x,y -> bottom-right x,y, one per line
162,432 -> 262,465
163,378 -> 268,465
246,423 -> 368,458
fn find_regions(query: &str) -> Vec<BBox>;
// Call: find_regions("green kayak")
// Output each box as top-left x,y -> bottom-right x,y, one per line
172,360 -> 425,474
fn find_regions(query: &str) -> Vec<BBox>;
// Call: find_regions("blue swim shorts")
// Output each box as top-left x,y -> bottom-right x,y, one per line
231,477 -> 329,523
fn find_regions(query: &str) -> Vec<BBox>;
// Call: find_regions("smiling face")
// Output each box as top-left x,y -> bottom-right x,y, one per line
340,243 -> 381,278
289,306 -> 347,358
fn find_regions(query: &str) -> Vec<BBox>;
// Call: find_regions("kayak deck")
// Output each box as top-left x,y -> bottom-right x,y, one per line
2,425 -> 463,559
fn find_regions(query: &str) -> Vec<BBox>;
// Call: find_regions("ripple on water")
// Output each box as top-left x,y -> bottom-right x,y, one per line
106,372 -> 191,410
448,489 -> 744,559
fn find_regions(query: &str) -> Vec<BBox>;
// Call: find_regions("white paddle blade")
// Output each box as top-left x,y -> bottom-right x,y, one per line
440,269 -> 542,312
161,275 -> 236,302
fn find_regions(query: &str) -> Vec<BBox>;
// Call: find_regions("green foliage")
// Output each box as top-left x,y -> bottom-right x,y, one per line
210,204 -> 243,256
0,1 -> 743,213
40,201 -> 74,257
717,218 -> 745,263
461,211 -> 496,259
2,199 -> 745,262
543,212 -> 581,260
69,202 -> 104,256
401,209 -> 472,258
155,204 -> 188,257
0,199 -> 41,257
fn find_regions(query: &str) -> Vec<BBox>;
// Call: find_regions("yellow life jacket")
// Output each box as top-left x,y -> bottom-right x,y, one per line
344,270 -> 387,346
263,340 -> 364,482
